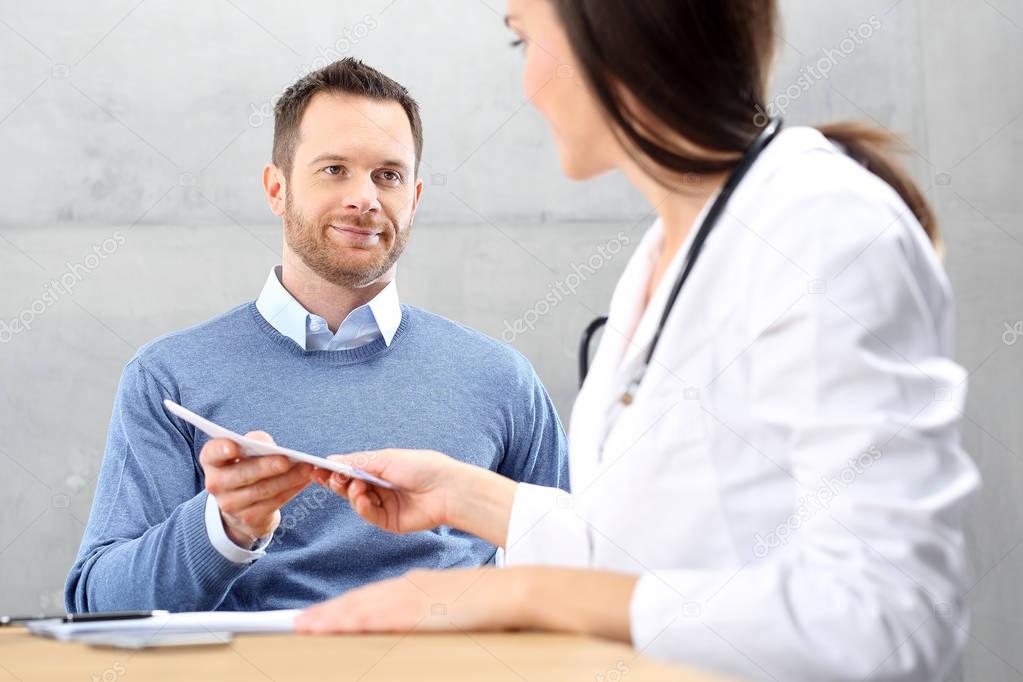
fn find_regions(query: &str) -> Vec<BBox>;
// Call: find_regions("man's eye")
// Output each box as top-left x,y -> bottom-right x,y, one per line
323,165 -> 343,176
378,170 -> 401,183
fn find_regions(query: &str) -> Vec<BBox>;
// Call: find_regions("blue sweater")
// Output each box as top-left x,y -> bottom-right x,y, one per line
65,302 -> 568,613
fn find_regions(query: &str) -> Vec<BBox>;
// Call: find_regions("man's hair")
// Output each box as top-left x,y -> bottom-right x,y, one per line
272,57 -> 423,179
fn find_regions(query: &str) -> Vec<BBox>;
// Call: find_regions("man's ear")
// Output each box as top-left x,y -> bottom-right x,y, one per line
262,164 -> 286,217
409,177 -> 425,224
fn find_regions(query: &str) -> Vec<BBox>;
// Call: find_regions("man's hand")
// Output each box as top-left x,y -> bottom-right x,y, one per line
200,431 -> 314,548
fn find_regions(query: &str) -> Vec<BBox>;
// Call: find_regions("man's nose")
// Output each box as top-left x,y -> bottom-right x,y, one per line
342,175 -> 382,214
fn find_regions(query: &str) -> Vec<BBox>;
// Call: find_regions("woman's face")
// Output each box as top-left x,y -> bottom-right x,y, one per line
505,0 -> 623,180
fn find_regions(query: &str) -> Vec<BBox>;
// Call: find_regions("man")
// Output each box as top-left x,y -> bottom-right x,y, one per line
65,58 -> 568,613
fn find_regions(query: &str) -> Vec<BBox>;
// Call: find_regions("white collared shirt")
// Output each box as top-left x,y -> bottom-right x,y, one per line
503,127 -> 979,681
205,266 -> 402,563
255,265 -> 401,351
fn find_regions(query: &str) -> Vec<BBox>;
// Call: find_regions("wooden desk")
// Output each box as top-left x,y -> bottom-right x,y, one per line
0,628 -> 731,681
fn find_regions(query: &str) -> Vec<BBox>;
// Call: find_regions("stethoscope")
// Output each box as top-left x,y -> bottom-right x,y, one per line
578,117 -> 784,405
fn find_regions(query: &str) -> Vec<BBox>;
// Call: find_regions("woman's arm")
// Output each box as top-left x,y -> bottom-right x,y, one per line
519,567 -> 638,642
447,462 -> 519,547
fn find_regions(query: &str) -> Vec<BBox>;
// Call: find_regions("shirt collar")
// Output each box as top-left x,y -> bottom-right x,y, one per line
255,266 -> 401,350
363,276 -> 401,345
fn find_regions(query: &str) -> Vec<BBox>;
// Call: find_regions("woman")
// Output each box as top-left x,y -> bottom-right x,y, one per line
298,1 -> 979,680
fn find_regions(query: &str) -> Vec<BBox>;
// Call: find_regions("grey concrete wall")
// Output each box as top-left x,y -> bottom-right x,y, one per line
0,1 -> 1020,680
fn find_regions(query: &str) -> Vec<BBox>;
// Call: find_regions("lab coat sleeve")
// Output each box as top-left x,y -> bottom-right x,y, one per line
629,192 -> 980,681
503,483 -> 591,567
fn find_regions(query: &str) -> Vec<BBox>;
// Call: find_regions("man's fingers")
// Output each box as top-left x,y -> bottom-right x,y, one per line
224,455 -> 292,488
244,430 -> 275,444
200,438 -> 244,467
217,464 -> 314,511
273,478 -> 312,506
200,432 -> 276,468
205,455 -> 293,495
241,479 -> 312,522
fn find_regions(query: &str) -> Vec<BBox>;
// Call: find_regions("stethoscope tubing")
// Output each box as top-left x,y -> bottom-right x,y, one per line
578,118 -> 784,401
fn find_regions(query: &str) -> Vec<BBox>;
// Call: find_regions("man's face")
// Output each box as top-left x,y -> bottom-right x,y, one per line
281,92 -> 421,288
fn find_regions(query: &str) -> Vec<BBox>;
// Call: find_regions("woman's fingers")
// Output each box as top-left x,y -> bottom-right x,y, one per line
349,479 -> 388,514
326,449 -> 439,490
347,479 -> 373,504
327,471 -> 354,497
352,493 -> 381,526
296,578 -> 408,633
295,593 -> 349,633
328,450 -> 386,472
296,569 -> 501,635
315,449 -> 461,535
343,480 -> 402,531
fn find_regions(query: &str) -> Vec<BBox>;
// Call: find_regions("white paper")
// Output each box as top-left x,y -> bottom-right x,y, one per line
79,630 -> 234,649
163,399 -> 395,489
28,610 -> 300,641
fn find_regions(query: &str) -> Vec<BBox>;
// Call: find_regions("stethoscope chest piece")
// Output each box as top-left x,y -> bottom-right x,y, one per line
621,379 -> 640,405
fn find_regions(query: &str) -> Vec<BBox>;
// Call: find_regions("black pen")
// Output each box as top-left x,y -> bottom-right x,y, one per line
64,610 -> 168,623
0,614 -> 61,626
1,610 -> 167,626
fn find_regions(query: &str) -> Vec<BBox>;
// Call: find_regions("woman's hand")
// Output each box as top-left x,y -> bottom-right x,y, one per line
294,566 -> 639,643
295,567 -> 525,634
311,449 -> 520,547
311,449 -> 456,535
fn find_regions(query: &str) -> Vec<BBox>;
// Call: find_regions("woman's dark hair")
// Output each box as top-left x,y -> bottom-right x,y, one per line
551,0 -> 939,248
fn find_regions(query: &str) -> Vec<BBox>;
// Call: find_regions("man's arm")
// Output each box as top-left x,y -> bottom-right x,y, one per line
65,359 -> 253,612
496,361 -> 570,492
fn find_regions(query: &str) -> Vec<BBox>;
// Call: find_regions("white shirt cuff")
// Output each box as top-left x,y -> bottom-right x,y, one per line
204,492 -> 272,564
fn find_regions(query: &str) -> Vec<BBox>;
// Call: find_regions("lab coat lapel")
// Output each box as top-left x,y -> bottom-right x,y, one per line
568,223 -> 661,480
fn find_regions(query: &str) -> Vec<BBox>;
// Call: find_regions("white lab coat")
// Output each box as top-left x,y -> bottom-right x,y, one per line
503,127 -> 979,681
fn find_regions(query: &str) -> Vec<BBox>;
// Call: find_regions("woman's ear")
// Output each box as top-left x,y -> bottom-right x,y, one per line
262,163 -> 286,217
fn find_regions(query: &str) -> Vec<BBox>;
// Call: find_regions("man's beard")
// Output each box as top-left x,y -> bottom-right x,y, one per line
283,191 -> 411,289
